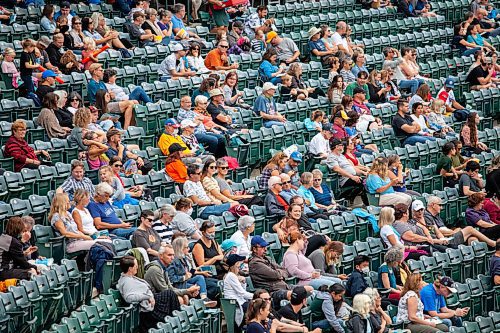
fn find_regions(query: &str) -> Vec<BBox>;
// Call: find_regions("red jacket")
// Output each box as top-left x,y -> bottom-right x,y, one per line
3,135 -> 38,172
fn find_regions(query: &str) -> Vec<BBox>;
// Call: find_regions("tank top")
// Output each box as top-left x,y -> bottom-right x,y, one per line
195,238 -> 225,278
73,207 -> 98,235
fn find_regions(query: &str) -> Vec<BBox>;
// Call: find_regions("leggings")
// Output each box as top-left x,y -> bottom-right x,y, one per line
66,240 -> 96,253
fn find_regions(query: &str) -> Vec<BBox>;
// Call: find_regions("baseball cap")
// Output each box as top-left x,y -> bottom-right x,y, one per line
290,151 -> 303,162
266,31 -> 278,43
42,70 -> 57,79
330,138 -> 343,147
322,123 -> 335,133
439,276 -> 457,293
164,118 -> 180,128
411,200 -> 425,211
61,1 -> 71,8
251,235 -> 269,247
334,110 -> 350,120
444,77 -> 455,88
262,82 -> 278,91
232,21 -> 243,29
170,43 -> 184,52
180,119 -> 197,129
226,254 -> 246,267
290,286 -> 308,305
168,142 -> 186,154
220,239 -> 240,252
353,87 -> 366,95
37,36 -> 51,48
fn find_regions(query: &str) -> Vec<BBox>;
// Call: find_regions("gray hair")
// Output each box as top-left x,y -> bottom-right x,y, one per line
21,216 -> 35,229
195,95 -> 208,106
171,237 -> 188,258
362,287 -> 380,304
426,195 -> 442,207
158,244 -> 174,254
95,182 -> 114,196
312,169 -> 323,178
238,215 -> 255,231
158,204 -> 176,217
384,246 -> 404,264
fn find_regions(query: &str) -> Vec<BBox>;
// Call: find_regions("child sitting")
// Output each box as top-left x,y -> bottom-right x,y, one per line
250,30 -> 266,53
304,110 -> 325,131
280,74 -> 307,102
81,37 -> 98,71
427,99 -> 454,135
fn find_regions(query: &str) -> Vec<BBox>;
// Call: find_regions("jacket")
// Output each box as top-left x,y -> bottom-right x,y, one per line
144,260 -> 189,296
317,291 -> 345,333
264,191 -> 286,217
346,313 -> 373,333
248,255 -> 289,292
117,273 -> 154,312
166,257 -> 190,289
346,269 -> 368,298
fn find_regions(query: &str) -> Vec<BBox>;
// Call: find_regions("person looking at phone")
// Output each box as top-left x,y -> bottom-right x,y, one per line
420,276 -> 466,328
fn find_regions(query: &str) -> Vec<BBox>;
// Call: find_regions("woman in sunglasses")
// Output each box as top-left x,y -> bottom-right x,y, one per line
132,210 -> 164,261
192,221 -> 226,280
186,42 -> 208,73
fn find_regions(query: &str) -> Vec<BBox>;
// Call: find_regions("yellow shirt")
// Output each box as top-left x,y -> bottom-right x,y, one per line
157,133 -> 191,156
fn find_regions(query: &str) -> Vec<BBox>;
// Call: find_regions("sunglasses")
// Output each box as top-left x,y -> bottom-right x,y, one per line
219,45 -> 229,48
208,166 -> 216,169
113,163 -> 123,167
313,178 -> 322,181
282,180 -> 291,184
193,172 -> 202,175
71,98 -> 80,101
74,22 -> 82,24
192,48 -> 200,51
218,166 -> 229,170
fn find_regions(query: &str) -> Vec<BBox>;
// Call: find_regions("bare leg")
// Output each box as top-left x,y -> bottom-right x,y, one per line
462,226 -> 495,247
111,38 -> 126,50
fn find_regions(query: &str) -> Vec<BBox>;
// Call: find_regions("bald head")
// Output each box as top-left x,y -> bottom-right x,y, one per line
336,21 -> 347,32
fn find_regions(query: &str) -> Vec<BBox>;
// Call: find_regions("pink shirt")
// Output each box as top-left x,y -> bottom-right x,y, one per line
282,249 -> 315,285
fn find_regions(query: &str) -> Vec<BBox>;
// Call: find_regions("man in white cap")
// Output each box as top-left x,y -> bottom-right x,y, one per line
179,119 -> 215,163
253,82 -> 286,128
158,43 -> 195,80
308,26 -> 336,65
409,200 -> 449,252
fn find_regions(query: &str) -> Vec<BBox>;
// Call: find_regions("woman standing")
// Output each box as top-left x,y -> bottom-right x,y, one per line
49,193 -> 96,253
258,152 -> 288,190
308,241 -> 348,280
259,48 -> 284,84
396,273 -> 448,333
366,157 -> 412,206
37,93 -> 72,139
460,112 -> 489,156
192,221 -> 226,279
224,254 -> 253,328
282,231 -> 340,289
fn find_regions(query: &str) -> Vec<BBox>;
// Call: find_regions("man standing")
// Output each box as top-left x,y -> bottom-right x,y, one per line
158,44 -> 195,80
254,82 -> 286,128
267,31 -> 300,64
392,100 -> 436,145
205,40 -> 239,71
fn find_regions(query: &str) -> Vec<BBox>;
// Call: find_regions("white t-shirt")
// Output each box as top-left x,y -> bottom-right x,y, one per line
380,225 -> 404,248
309,132 -> 331,156
331,32 -> 349,50
230,230 -> 252,258
73,207 -> 98,235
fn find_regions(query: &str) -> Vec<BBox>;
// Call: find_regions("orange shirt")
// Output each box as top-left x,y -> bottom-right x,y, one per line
165,159 -> 188,183
204,49 -> 228,70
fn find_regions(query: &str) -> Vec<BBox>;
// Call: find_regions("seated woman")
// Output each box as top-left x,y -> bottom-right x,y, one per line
94,89 -> 135,130
118,255 -> 180,333
273,205 -> 314,243
49,193 -> 96,253
104,69 -> 152,104
259,48 -> 284,84
83,131 -> 108,170
132,210 -> 163,261
83,15 -> 131,57
288,62 -> 325,99
201,159 -> 238,205
396,273 -> 448,333
0,217 -> 39,280
367,69 -> 390,105
304,110 -> 325,131
222,71 -> 250,109
308,241 -> 348,281
192,221 -> 226,280
387,155 -> 420,196
99,166 -> 139,208
466,23 -> 496,55
346,294 -> 375,333
223,253 -> 253,329
282,230 -> 340,289
298,172 -> 335,215
460,112 -> 489,156
72,188 -> 111,240
328,75 -> 345,105
40,4 -> 56,33
246,298 -> 280,333
366,157 -> 412,206
259,152 -> 288,190
165,143 -> 189,185
378,246 -> 404,300
3,119 -> 51,172
171,198 -> 202,241
343,138 -> 371,173
362,288 -> 393,333
37,93 -> 72,139
466,192 -> 500,240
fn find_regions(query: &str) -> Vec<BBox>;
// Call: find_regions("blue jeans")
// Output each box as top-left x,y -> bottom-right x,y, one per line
403,135 -> 436,146
195,132 -> 227,158
21,75 -> 35,94
199,203 -> 231,219
264,120 -> 285,128
129,86 -> 152,104
312,319 -> 331,330
186,275 -> 207,295
109,227 -> 137,239
398,79 -> 420,95
462,47 -> 482,57
308,276 -> 341,290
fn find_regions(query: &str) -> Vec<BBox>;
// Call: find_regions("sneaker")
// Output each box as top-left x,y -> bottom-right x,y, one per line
204,300 -> 218,308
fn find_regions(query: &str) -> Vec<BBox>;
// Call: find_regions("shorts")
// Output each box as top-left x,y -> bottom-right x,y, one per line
212,8 -> 229,27
448,231 -> 465,248
108,101 -> 121,114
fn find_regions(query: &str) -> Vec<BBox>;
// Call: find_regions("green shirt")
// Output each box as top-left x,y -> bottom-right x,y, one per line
436,155 -> 452,175
344,82 -> 370,100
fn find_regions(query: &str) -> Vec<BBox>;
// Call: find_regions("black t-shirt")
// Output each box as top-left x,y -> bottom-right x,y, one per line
19,51 -> 36,76
466,65 -> 488,86
207,102 -> 229,127
36,84 -> 56,101
55,108 -> 74,128
392,112 -> 415,139
46,43 -> 63,68
451,35 -> 466,53
277,304 -> 303,323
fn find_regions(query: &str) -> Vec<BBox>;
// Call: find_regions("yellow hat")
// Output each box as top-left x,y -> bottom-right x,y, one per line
266,31 -> 278,43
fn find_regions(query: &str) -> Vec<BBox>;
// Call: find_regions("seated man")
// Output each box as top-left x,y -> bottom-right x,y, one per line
127,12 -> 155,47
344,71 -> 370,100
308,26 -> 336,66
144,245 -> 201,305
254,82 -> 286,128
309,123 -> 334,159
436,77 -> 469,122
56,160 -> 96,200
458,160 -> 484,197
158,43 -> 196,80
183,164 -> 236,219
466,57 -> 496,90
87,182 -> 137,239
204,40 -> 239,71
491,239 -> 500,285
392,100 -> 436,145
264,176 -> 289,218
104,69 -> 152,104
157,118 -> 200,164
324,138 -> 368,205
424,195 -> 497,248
267,32 -> 300,64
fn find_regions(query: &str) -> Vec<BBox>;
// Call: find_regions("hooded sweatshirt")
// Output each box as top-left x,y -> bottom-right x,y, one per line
316,291 -> 346,333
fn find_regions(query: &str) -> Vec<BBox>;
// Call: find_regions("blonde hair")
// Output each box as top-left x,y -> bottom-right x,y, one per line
48,193 -> 70,222
73,107 -> 91,128
430,99 -> 445,114
352,294 -> 371,319
281,74 -> 292,83
83,37 -> 96,50
11,119 -> 27,132
73,188 -> 90,205
369,157 -> 389,179
53,90 -> 68,108
0,47 -> 15,61
378,206 -> 395,229
22,39 -> 36,49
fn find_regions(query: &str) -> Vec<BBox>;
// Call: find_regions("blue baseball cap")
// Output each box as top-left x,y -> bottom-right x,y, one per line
220,239 -> 240,252
251,235 -> 269,247
444,77 -> 455,88
164,118 -> 180,128
42,70 -> 57,79
290,151 -> 303,162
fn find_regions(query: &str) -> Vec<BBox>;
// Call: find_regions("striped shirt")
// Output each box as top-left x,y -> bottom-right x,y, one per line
152,220 -> 173,243
60,176 -> 95,200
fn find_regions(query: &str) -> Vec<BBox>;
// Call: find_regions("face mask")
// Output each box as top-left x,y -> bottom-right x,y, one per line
186,208 -> 193,216
173,129 -> 179,135
361,267 -> 370,274
205,232 -> 215,240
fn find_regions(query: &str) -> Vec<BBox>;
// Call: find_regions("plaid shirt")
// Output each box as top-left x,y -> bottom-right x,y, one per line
60,176 -> 95,200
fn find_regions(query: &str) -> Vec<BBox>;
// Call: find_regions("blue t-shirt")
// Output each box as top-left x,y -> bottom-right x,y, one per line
378,263 -> 397,289
87,79 -> 107,104
420,284 -> 446,313
259,60 -> 279,82
87,200 -> 122,225
297,185 -> 318,209
253,95 -> 277,119
308,40 -> 327,54
171,15 -> 185,31
366,174 -> 395,195
467,34 -> 484,47
310,183 -> 333,206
